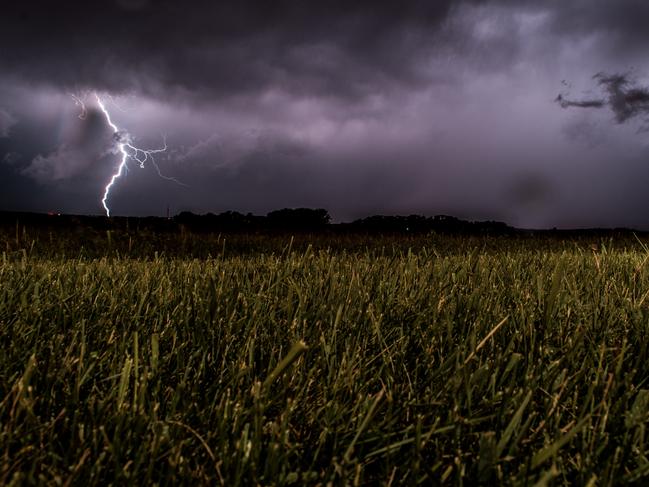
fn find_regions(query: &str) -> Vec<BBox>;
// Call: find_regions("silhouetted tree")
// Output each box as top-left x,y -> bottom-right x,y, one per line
266,208 -> 331,230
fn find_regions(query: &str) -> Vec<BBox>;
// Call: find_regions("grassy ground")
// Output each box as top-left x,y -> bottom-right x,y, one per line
1,230 -> 649,484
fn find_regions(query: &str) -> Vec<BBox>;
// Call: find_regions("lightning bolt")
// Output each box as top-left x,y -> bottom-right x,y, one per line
73,93 -> 185,217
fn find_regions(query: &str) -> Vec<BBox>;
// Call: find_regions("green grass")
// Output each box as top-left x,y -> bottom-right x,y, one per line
2,233 -> 649,484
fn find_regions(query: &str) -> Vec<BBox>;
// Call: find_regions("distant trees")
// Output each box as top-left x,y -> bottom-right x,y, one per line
267,208 -> 330,230
175,208 -> 331,232
345,214 -> 514,234
167,209 -> 515,234
176,210 -> 262,231
0,208 -> 515,235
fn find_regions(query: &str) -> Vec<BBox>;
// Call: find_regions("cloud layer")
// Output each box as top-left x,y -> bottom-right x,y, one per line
2,1 -> 649,227
0,109 -> 16,138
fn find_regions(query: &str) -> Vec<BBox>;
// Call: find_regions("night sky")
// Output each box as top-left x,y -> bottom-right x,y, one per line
3,1 -> 649,228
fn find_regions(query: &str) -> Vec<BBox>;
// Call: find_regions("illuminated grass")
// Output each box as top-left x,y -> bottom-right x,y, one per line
1,239 -> 649,484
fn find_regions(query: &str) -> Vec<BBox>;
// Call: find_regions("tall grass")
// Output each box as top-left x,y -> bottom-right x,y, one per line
1,239 -> 649,484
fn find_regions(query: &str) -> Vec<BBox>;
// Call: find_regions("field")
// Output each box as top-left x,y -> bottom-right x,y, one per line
2,225 -> 649,485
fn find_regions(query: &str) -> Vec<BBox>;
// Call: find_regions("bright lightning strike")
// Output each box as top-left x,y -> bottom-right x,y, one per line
73,93 -> 185,217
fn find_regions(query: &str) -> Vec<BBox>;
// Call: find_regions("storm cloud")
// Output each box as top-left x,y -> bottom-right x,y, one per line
0,110 -> 16,138
23,107 -> 116,182
0,1 -> 458,101
558,73 -> 649,125
3,1 -> 649,227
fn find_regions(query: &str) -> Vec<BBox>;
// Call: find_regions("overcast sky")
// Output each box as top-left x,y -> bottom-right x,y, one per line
2,0 -> 649,227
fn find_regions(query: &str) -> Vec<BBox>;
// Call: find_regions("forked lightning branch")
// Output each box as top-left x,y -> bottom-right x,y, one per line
72,93 -> 184,217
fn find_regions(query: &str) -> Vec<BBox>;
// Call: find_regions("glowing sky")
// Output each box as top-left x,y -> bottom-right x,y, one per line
2,0 -> 649,228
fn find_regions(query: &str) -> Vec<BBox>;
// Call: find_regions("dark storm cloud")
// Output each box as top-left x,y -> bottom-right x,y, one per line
555,95 -> 605,110
3,0 -> 649,104
597,74 -> 649,123
0,0 -> 459,102
546,0 -> 649,53
557,73 -> 649,125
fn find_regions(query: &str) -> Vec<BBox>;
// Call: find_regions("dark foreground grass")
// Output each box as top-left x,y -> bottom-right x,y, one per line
2,238 -> 649,485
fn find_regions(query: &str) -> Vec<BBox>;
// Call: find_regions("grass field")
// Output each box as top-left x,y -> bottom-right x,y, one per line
2,228 -> 649,484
